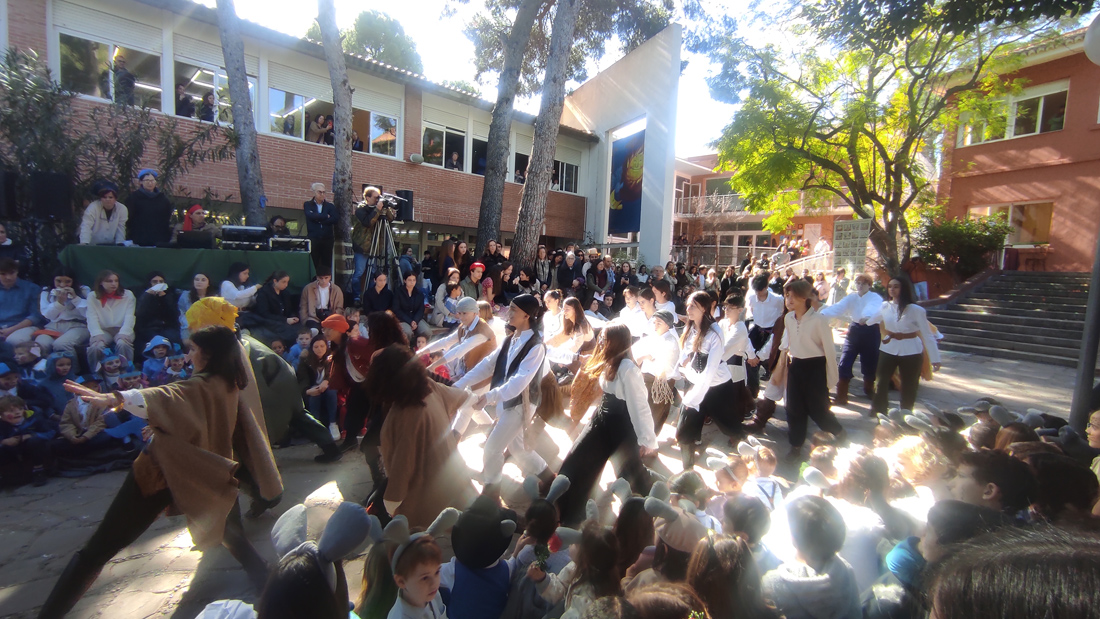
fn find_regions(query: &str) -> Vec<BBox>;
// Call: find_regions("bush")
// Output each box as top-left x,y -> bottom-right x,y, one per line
914,208 -> 1012,283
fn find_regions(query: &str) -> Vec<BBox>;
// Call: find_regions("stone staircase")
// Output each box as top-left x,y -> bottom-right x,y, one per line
925,271 -> 1089,367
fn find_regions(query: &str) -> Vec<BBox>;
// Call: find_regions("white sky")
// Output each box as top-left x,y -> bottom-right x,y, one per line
197,0 -> 739,157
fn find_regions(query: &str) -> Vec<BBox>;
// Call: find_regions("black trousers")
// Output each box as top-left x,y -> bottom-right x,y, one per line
40,471 -> 266,618
556,394 -> 651,527
838,323 -> 880,381
311,236 -> 334,273
288,406 -> 336,447
676,379 -> 743,445
341,386 -> 388,501
786,356 -> 844,448
872,351 -> 924,415
642,373 -> 676,432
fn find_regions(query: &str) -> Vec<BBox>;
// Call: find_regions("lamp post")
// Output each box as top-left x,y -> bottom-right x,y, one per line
1069,15 -> 1100,431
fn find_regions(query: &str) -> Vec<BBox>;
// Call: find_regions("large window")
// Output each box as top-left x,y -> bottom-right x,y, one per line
471,138 -> 488,175
174,61 -> 255,125
959,83 -> 1067,147
968,203 -> 1053,245
422,123 -> 465,170
706,177 -> 735,195
370,113 -> 398,156
422,125 -> 444,166
269,88 -> 307,139
59,33 -> 161,108
553,160 -> 579,193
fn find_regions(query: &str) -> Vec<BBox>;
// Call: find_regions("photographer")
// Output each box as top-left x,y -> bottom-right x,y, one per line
351,186 -> 389,300
36,268 -> 90,355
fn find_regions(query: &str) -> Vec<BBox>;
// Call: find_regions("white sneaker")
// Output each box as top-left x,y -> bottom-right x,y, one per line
329,423 -> 340,440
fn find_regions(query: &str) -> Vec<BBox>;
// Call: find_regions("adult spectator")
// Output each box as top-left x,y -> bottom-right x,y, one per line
126,169 -> 173,247
556,252 -> 582,292
36,267 -> 90,355
251,270 -> 300,346
198,91 -> 216,122
268,215 -> 290,238
770,244 -> 790,269
178,273 -> 215,341
455,240 -> 471,279
112,55 -> 135,105
445,151 -> 461,170
351,186 -> 383,301
304,183 -> 337,272
0,223 -> 28,269
814,236 -> 831,255
0,259 -> 43,348
79,181 -> 128,245
299,267 -> 343,329
393,271 -> 430,342
306,114 -> 329,143
171,205 -> 221,245
174,83 -> 194,118
586,258 -> 613,307
481,239 -> 506,268
949,450 -> 1038,518
361,272 -> 394,316
829,268 -> 850,305
420,249 -> 437,288
460,262 -> 485,300
398,247 -> 420,282
351,130 -> 364,152
85,269 -> 136,368
133,271 -> 180,354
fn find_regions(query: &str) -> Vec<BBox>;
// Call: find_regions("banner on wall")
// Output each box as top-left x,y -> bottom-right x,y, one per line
608,129 -> 645,234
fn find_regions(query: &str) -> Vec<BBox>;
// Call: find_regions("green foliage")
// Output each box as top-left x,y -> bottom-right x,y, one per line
305,10 -> 424,74
914,208 -> 1013,282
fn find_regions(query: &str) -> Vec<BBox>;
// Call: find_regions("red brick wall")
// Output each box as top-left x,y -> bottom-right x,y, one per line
8,0 -> 47,53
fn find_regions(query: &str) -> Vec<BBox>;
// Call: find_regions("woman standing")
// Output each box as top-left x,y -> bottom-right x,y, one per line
36,268 -> 90,355
867,274 -> 941,416
437,239 -> 457,281
612,262 -> 638,312
251,271 -> 300,346
198,91 -> 216,122
178,273 -> 215,342
547,250 -> 565,290
676,291 -> 743,469
636,265 -> 649,285
125,169 -> 173,247
455,240 -> 472,280
86,270 -> 136,369
704,269 -> 720,294
780,279 -> 846,459
367,344 -> 475,527
38,326 -> 281,617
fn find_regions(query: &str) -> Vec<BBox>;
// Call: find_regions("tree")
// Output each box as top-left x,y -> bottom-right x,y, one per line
914,208 -> 1013,283
703,8 -> 1057,274
215,0 -> 266,226
305,10 -> 424,74
316,0 -> 356,287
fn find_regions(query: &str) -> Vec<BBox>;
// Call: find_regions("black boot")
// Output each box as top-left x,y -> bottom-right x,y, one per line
314,442 -> 343,464
37,552 -> 101,619
680,443 -> 695,470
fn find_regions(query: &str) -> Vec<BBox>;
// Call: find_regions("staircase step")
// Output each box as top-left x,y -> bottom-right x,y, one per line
930,317 -> 1083,340
939,342 -> 1080,368
926,309 -> 1084,330
935,325 -> 1082,349
997,272 -> 1091,283
977,285 -> 1089,299
964,294 -> 1088,307
940,332 -> 1080,357
949,303 -> 1085,321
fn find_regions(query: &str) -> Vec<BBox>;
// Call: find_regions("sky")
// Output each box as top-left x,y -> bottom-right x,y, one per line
197,0 -> 740,157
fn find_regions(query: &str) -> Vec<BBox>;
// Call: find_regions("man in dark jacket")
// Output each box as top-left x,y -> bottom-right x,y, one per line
304,183 -> 338,272
127,169 -> 173,247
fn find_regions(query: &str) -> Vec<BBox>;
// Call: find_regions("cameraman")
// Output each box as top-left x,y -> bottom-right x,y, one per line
351,186 -> 382,301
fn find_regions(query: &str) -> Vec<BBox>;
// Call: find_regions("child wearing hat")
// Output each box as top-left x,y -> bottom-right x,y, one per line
0,394 -> 55,486
0,362 -> 58,422
141,335 -> 174,383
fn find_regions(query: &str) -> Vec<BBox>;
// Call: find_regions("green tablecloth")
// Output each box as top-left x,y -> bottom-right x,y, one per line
59,245 -> 316,294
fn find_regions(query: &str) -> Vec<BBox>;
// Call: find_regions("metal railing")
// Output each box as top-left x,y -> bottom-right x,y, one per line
674,194 -> 747,217
783,250 -> 834,275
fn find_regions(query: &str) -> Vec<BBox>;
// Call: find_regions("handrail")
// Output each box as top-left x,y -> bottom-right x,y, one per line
781,250 -> 834,274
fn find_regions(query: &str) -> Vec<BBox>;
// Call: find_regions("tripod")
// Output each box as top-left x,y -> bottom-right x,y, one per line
359,206 -> 401,293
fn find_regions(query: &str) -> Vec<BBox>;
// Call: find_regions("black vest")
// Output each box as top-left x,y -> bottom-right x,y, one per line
490,330 -> 543,409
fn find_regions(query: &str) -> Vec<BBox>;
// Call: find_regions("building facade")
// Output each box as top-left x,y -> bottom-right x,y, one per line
3,0 -> 679,262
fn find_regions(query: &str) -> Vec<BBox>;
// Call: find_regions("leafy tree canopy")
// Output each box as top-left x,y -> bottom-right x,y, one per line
305,10 -> 424,74
460,0 -> 675,97
914,207 -> 1013,282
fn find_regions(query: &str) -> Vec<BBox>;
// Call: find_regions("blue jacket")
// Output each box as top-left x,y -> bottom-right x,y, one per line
0,408 -> 55,441
302,199 -> 337,239
0,278 -> 43,329
39,352 -> 77,413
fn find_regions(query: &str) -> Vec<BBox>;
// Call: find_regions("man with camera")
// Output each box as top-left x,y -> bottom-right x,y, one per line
351,186 -> 397,300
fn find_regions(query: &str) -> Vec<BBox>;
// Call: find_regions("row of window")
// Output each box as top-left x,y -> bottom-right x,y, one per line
960,87 -> 1068,147
420,124 -> 579,192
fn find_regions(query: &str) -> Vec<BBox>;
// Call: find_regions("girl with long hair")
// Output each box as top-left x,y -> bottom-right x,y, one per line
687,535 -> 775,619
527,522 -> 623,618
220,262 -> 261,309
455,240 -> 471,279
354,544 -> 398,619
252,270 -> 300,345
676,291 -> 743,469
555,324 -> 659,526
37,267 -> 91,355
86,269 -> 136,369
296,335 -> 338,438
437,239 -> 456,280
867,274 -> 941,416
178,273 -> 215,341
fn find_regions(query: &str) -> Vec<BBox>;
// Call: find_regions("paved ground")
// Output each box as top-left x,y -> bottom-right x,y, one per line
0,346 -> 1080,618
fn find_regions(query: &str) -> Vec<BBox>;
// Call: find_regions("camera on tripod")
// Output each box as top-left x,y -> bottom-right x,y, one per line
379,193 -> 400,208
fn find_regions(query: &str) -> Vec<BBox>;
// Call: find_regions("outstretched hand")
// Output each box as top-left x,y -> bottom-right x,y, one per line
64,380 -> 119,407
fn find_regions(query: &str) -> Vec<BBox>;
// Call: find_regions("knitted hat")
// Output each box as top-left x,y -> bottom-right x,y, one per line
451,495 -> 519,569
652,309 -> 675,329
644,497 -> 707,553
320,314 -> 349,333
456,297 -> 478,313
137,168 -> 157,180
186,297 -> 239,331
511,294 -> 540,322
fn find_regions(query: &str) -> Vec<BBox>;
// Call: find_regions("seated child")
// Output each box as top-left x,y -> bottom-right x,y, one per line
13,342 -> 47,383
528,522 -> 622,618
140,335 -> 173,382
98,373 -> 149,446
441,496 -> 521,619
669,469 -> 722,532
288,328 -> 313,370
705,454 -> 749,523
0,362 -> 57,423
152,352 -> 190,385
95,350 -> 126,390
624,495 -> 708,594
120,369 -> 146,390
761,496 -> 860,619
742,446 -> 785,511
39,352 -> 77,414
415,335 -> 451,382
0,395 -> 55,487
723,494 -> 782,575
513,476 -> 572,574
54,375 -> 118,457
269,337 -> 288,362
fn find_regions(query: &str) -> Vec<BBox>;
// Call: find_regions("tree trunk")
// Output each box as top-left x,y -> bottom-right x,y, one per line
511,0 -> 581,269
317,0 -> 355,288
475,0 -> 544,259
868,223 -> 901,276
215,0 -> 265,226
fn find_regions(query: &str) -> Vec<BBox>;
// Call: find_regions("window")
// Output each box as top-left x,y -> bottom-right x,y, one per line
422,125 -> 444,166
269,88 -> 307,139
968,203 -> 1053,245
471,138 -> 487,175
370,113 -> 398,156
553,160 -> 579,193
59,33 -> 161,108
174,61 -> 255,125
1012,91 -> 1066,136
443,129 -> 465,171
706,177 -> 735,195
958,83 -> 1067,147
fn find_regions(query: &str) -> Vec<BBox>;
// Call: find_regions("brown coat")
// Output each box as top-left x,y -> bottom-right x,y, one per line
380,381 -> 475,529
58,399 -> 108,441
132,374 -> 283,548
462,317 -> 496,389
298,280 -> 345,324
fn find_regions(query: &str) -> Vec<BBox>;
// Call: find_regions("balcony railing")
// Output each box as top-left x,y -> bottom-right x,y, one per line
674,194 -> 748,217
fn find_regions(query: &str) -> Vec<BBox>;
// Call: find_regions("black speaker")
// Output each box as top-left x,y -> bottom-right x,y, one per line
0,170 -> 17,220
30,172 -> 74,221
395,189 -> 414,221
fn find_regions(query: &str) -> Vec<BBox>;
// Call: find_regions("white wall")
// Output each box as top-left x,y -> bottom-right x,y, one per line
561,24 -> 681,264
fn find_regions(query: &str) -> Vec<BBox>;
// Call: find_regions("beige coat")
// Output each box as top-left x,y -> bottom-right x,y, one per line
298,280 -> 345,324
58,399 -> 108,441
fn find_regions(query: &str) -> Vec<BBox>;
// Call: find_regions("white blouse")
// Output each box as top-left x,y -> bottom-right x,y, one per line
867,301 -> 941,363
720,318 -> 754,383
632,329 -> 681,379
780,307 -> 838,389
600,359 -> 659,450
40,286 -> 90,325
679,323 -> 733,409
85,290 -> 136,338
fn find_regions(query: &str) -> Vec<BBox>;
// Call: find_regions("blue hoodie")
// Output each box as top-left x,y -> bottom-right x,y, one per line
0,408 -> 55,441
39,352 -> 77,414
142,335 -> 173,380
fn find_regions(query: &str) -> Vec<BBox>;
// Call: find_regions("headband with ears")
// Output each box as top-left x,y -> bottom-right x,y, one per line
904,414 -> 935,434
921,400 -> 948,422
705,457 -> 745,484
801,466 -> 831,491
522,474 -> 571,503
270,502 -> 379,591
610,478 -> 633,506
385,508 -> 461,573
988,405 -> 1020,428
649,481 -> 671,504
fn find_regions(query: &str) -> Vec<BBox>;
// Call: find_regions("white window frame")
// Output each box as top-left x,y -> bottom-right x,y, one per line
966,200 -> 1054,247
55,28 -> 164,107
365,110 -> 400,158
174,58 -> 258,128
957,79 -> 1069,148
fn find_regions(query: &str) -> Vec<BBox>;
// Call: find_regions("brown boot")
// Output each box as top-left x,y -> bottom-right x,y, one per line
863,377 -> 875,399
833,378 -> 850,405
745,398 -> 777,434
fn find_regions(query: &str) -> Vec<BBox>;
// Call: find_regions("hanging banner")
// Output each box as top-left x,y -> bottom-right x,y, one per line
608,129 -> 645,234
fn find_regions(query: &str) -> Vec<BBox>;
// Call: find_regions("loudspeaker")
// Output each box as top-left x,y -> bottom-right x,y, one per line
30,172 -> 74,221
0,171 -> 17,220
395,189 -> 414,221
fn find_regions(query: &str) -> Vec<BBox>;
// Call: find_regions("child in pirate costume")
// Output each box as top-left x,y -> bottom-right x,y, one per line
719,294 -> 756,424
416,296 -> 496,398
454,294 -> 554,499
